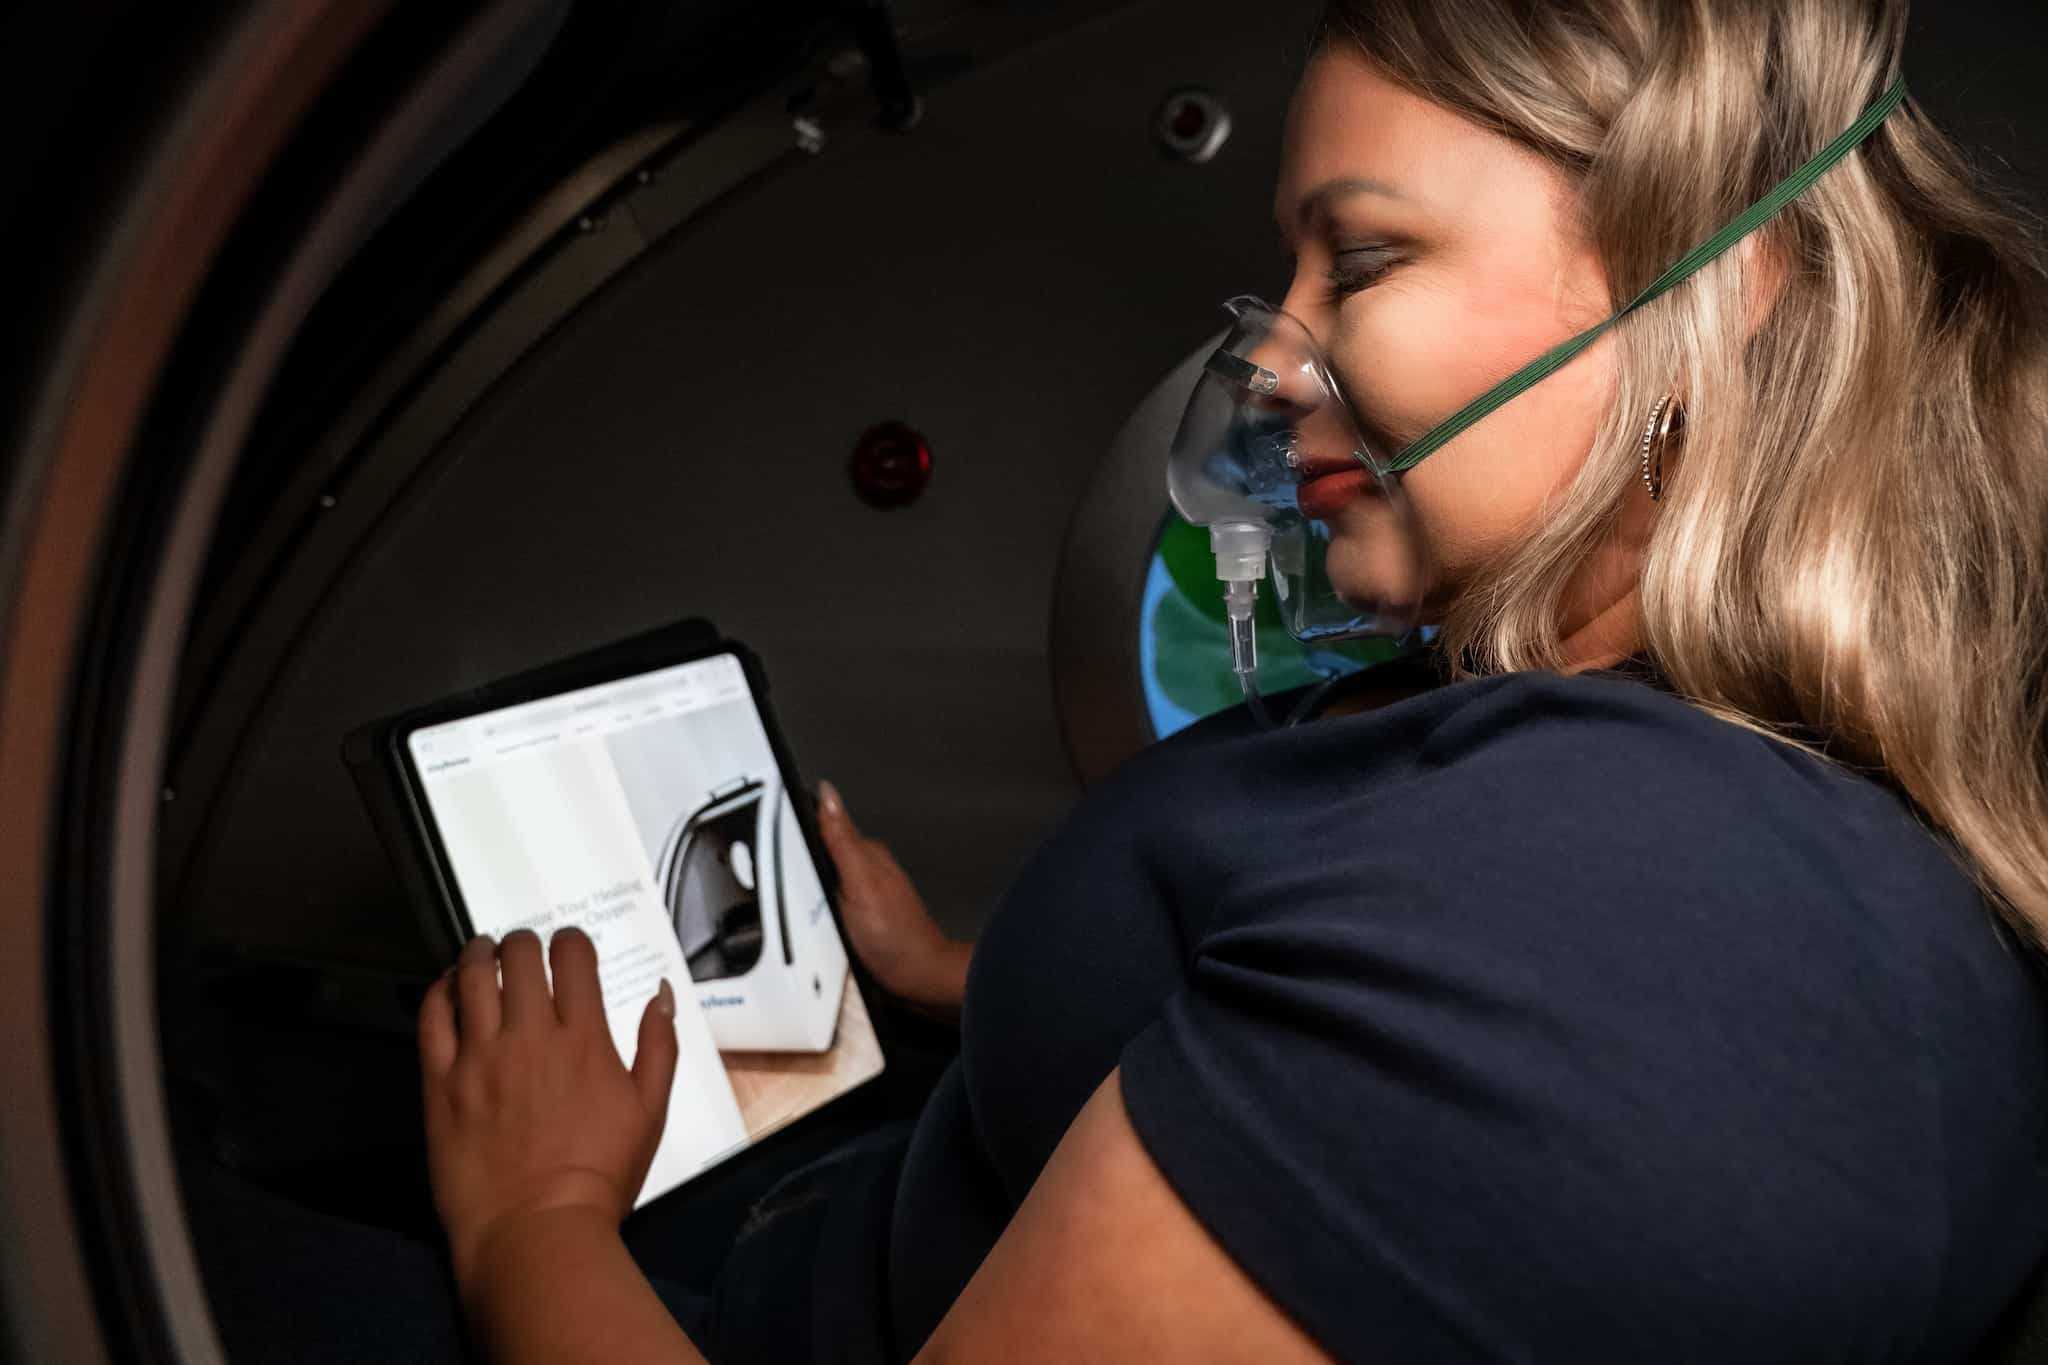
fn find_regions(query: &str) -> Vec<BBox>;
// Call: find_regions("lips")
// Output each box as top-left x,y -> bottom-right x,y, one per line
1293,453 -> 1359,481
1294,453 -> 1376,521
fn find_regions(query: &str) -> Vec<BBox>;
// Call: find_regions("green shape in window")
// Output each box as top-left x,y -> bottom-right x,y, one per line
1147,513 -> 1403,721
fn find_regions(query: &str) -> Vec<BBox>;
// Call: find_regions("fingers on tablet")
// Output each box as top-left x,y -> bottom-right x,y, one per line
418,969 -> 458,1078
548,926 -> 605,1028
454,934 -> 502,1041
497,930 -> 550,1030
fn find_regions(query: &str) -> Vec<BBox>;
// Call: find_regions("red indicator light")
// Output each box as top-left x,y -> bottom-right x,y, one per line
849,421 -> 934,508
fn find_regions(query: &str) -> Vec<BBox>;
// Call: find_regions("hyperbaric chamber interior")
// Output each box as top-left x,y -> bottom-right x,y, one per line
165,0 -> 1323,986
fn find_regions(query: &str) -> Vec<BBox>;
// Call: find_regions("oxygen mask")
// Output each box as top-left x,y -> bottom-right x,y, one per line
1167,296 -> 1426,705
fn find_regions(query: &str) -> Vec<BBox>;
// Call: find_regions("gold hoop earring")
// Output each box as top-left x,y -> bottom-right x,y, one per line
1637,394 -> 1683,502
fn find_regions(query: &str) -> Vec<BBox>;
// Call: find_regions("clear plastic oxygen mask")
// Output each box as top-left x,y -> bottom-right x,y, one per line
1167,296 -> 1426,706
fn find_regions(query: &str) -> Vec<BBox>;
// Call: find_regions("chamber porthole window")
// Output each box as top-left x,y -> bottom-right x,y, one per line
1138,512 -> 1403,739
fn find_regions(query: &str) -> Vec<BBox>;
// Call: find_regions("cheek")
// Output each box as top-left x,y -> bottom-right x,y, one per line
1326,286 -> 1615,592
1324,276 -> 1518,449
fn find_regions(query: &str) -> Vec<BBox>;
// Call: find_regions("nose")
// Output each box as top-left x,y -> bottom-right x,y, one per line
1239,337 -> 1321,424
1233,292 -> 1333,418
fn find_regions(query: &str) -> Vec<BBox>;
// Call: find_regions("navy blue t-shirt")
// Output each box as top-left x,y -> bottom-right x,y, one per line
887,669 -> 2048,1361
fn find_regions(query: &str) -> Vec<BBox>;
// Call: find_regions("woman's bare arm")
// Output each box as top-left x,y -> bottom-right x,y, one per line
915,1070 -> 1333,1364
459,1205 -> 704,1365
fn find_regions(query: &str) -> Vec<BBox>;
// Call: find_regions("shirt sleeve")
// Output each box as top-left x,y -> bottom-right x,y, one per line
1117,673 -> 1954,1363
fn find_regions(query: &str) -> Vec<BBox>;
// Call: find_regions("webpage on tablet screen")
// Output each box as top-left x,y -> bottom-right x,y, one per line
406,654 -> 883,1205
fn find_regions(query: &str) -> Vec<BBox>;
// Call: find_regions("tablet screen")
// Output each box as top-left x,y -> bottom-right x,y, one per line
403,651 -> 884,1206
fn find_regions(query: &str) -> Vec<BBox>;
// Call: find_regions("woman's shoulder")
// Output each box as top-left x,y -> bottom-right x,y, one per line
1150,663 -> 1876,814
1433,671 -> 1980,893
1127,666 -> 1989,950
1395,669 -> 1949,869
1090,662 -> 1995,931
1399,662 -> 1780,760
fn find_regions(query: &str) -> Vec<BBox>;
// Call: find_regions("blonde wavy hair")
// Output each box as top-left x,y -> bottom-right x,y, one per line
1317,0 -> 2048,939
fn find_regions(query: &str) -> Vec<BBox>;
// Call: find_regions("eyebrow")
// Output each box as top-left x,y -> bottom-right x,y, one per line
1276,176 -> 1406,242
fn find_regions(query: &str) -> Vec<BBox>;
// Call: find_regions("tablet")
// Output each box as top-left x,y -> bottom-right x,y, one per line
349,623 -> 886,1207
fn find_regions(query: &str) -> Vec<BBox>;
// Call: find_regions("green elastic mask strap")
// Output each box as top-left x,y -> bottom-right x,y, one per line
1375,74 -> 1908,476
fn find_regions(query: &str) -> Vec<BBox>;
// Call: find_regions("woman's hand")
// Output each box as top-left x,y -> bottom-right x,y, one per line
816,781 -> 972,1016
418,928 -> 677,1287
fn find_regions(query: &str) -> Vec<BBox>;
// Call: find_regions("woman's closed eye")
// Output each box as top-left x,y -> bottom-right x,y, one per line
1326,245 -> 1400,299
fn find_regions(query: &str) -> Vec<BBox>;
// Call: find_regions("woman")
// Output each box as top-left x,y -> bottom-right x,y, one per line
418,1 -> 2048,1359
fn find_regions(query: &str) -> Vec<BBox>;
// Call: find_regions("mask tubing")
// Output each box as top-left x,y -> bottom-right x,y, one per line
1224,580 -> 1258,676
1223,579 -> 1277,729
1238,667 -> 1277,730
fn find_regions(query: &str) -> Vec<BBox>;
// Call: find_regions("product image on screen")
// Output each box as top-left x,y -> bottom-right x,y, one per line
405,653 -> 884,1205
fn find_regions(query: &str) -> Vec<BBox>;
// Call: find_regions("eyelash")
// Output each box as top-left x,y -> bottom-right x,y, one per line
1325,250 -> 1398,299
